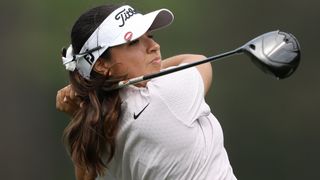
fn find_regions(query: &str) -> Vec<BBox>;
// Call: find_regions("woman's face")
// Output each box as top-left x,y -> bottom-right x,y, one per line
109,33 -> 162,83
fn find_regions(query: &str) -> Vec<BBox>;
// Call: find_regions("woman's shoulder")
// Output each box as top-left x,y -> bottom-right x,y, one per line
147,65 -> 204,96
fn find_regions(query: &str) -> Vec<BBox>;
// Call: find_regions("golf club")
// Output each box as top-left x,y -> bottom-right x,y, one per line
111,30 -> 301,90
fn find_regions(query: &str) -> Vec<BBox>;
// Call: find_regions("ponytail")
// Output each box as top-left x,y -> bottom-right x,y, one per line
62,4 -> 124,176
63,70 -> 123,175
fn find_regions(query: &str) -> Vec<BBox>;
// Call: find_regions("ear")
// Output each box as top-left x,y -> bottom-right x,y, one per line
93,58 -> 112,76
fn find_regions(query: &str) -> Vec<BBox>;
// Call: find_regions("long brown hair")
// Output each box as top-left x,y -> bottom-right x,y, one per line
62,4 -> 124,176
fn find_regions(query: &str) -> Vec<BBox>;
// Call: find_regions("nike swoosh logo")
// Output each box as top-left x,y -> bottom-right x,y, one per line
133,103 -> 150,120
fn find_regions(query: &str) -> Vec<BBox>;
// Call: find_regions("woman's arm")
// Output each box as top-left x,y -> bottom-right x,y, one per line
56,54 -> 212,114
161,54 -> 212,95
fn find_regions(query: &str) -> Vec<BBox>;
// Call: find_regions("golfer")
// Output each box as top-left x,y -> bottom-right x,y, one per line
56,4 -> 237,180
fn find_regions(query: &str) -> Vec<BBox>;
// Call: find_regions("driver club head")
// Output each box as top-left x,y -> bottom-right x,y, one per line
241,30 -> 301,79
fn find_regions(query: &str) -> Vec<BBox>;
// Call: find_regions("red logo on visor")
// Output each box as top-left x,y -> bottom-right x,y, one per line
124,32 -> 133,41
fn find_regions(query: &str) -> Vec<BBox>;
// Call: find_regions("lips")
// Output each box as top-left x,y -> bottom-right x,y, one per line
150,57 -> 161,64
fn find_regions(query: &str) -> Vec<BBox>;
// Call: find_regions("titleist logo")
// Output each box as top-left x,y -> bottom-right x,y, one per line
115,8 -> 137,27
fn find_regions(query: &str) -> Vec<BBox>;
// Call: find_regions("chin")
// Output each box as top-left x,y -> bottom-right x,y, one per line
149,67 -> 161,74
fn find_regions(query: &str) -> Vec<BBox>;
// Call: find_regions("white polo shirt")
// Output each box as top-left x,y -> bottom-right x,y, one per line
97,66 -> 237,180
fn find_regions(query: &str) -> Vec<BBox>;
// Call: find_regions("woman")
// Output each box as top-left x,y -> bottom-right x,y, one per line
57,4 -> 237,180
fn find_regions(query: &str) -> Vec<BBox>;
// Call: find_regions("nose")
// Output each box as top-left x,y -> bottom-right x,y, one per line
146,37 -> 160,54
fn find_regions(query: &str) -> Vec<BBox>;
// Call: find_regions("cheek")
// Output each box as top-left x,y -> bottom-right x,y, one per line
125,49 -> 146,65
110,46 -> 148,77
114,55 -> 146,78
127,56 -> 147,77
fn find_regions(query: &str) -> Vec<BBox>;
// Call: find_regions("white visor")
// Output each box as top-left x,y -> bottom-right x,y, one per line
62,5 -> 174,79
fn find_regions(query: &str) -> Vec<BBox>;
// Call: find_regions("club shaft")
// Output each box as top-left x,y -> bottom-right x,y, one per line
117,48 -> 242,89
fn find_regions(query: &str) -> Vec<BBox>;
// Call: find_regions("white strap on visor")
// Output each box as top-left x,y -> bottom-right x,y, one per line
62,5 -> 174,80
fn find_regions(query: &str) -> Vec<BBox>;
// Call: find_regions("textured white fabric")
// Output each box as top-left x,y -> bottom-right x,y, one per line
96,66 -> 237,180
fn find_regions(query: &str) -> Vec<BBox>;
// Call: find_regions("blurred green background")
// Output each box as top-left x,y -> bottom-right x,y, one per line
1,0 -> 319,179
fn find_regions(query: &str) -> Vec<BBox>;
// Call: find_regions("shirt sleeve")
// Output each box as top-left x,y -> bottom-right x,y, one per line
148,65 -> 211,126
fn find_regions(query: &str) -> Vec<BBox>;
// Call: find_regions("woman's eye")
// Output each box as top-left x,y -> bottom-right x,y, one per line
129,39 -> 139,46
147,35 -> 154,39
